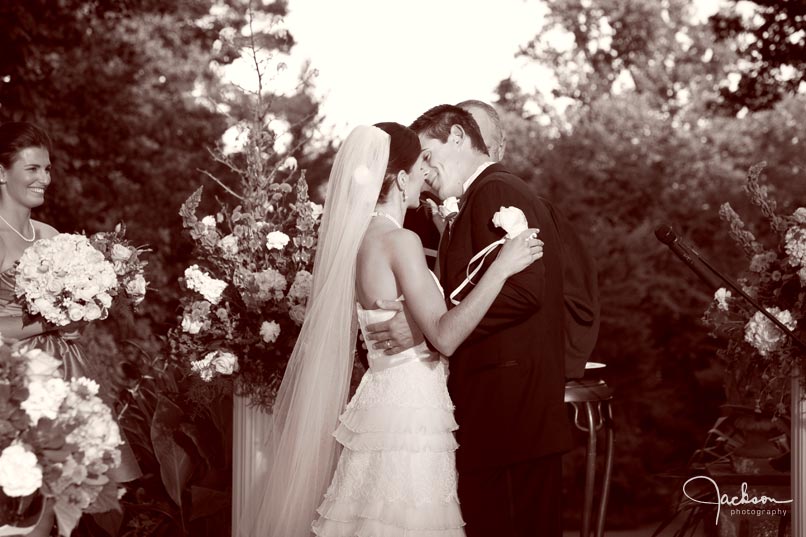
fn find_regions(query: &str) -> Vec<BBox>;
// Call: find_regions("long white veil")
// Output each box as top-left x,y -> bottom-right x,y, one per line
238,125 -> 390,537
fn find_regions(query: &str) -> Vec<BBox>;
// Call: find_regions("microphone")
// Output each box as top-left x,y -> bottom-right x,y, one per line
654,225 -> 723,290
656,224 -> 806,351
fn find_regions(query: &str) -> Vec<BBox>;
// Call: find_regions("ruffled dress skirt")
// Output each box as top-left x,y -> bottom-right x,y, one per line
312,353 -> 465,537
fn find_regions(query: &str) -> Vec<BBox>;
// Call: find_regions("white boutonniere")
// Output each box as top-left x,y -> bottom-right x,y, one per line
439,196 -> 460,219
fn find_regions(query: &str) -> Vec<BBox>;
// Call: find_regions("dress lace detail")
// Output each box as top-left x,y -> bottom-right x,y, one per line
312,277 -> 465,537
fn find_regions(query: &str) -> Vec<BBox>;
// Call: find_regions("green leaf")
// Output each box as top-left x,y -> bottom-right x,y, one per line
150,395 -> 194,509
179,187 -> 204,226
179,422 -> 219,467
53,500 -> 83,537
86,480 -> 121,514
89,506 -> 123,536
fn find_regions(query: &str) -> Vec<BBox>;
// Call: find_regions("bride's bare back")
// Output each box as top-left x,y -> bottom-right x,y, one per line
355,218 -> 407,309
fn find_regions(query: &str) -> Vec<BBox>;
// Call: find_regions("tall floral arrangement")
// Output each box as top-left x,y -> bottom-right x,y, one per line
167,58 -> 321,408
703,163 -> 806,416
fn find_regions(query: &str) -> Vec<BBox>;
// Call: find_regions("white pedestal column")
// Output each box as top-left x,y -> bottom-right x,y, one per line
232,395 -> 273,537
793,376 -> 806,537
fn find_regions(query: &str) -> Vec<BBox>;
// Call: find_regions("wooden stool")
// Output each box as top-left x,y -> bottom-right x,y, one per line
565,378 -> 615,537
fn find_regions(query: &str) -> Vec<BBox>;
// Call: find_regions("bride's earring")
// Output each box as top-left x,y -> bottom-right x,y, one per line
398,172 -> 408,204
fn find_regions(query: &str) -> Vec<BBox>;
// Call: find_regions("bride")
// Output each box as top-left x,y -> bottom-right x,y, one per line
238,123 -> 542,536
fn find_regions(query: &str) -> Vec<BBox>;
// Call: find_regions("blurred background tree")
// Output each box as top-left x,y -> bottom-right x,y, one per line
0,0 -> 332,361
503,0 -> 805,528
0,4 -> 334,533
710,0 -> 806,113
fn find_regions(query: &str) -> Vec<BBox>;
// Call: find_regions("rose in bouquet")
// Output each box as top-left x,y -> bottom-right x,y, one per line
0,340 -> 123,536
15,234 -> 118,327
167,123 -> 321,410
703,163 -> 806,416
88,223 -> 149,309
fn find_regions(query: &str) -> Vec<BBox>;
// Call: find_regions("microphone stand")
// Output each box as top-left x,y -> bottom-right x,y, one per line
657,226 -> 806,352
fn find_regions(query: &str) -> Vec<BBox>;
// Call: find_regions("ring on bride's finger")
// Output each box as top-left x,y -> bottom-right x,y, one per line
386,340 -> 392,349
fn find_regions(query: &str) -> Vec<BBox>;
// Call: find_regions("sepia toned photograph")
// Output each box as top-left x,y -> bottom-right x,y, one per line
0,0 -> 803,536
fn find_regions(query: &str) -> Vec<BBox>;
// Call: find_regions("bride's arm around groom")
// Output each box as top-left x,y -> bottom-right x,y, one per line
369,104 -> 573,537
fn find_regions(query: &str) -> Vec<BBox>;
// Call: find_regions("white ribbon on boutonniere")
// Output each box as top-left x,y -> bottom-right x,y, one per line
448,206 -> 538,305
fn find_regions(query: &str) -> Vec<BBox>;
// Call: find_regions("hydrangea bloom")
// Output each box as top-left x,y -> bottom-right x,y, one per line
288,270 -> 312,302
185,265 -> 228,304
266,231 -> 290,251
744,307 -> 797,357
260,320 -> 281,343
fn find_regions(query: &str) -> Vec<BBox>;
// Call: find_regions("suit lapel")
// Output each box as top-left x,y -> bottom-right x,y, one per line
437,223 -> 450,282
439,163 -> 508,292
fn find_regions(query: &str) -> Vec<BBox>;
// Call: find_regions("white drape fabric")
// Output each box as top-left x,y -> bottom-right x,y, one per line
236,125 -> 390,537
232,395 -> 272,537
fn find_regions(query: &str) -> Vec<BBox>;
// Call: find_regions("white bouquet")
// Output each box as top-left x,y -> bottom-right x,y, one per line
15,234 -> 118,327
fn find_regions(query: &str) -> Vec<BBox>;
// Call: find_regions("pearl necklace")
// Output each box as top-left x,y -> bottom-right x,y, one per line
0,213 -> 35,242
371,211 -> 402,229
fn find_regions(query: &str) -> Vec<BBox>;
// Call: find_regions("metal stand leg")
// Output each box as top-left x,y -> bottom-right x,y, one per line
596,401 -> 615,537
566,380 -> 615,537
582,402 -> 597,537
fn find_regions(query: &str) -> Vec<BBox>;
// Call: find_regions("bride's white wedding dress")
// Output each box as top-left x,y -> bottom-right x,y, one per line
312,295 -> 466,537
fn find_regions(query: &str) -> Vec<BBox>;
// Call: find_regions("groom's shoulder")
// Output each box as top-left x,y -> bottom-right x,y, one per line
474,165 -> 537,200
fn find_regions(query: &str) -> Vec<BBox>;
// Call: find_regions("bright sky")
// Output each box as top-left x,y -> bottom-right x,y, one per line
222,0 -> 725,145
282,0 -> 551,136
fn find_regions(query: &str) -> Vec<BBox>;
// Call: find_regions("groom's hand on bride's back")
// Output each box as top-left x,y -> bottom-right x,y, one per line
364,300 -> 424,355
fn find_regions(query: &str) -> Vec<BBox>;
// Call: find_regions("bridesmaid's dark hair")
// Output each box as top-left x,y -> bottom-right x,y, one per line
0,122 -> 52,169
374,122 -> 421,203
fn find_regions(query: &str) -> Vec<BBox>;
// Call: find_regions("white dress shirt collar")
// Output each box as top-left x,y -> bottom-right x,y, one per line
462,161 -> 495,194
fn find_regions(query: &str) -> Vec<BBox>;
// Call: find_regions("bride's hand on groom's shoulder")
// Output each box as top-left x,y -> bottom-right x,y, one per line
364,300 -> 424,355
493,228 -> 543,278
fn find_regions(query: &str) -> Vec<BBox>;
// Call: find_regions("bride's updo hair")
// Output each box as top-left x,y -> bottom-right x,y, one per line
0,122 -> 52,169
373,122 -> 421,203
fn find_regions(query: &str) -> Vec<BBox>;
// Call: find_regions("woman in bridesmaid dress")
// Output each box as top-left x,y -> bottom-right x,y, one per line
0,122 -> 140,536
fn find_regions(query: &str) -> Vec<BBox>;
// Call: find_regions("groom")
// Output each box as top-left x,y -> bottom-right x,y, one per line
366,104 -> 572,536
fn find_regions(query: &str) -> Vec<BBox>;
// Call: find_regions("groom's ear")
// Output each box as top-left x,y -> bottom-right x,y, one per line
449,124 -> 465,148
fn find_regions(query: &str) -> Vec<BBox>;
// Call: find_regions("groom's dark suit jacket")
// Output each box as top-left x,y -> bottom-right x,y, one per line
439,163 -> 573,472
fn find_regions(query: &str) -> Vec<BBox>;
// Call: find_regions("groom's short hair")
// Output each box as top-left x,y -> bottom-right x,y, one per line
409,104 -> 489,157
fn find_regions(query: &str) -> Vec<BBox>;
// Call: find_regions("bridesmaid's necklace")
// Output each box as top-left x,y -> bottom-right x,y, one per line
371,211 -> 402,229
0,213 -> 35,242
